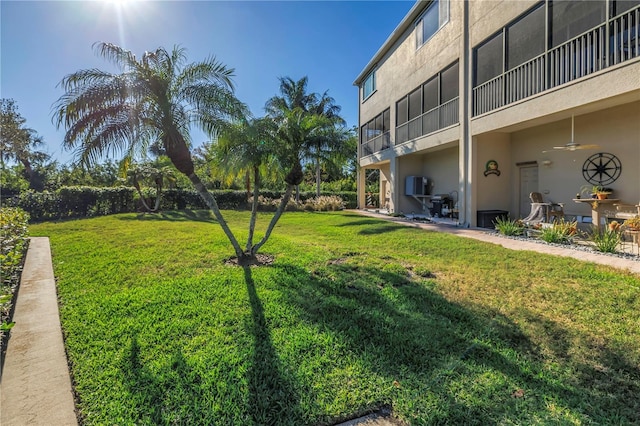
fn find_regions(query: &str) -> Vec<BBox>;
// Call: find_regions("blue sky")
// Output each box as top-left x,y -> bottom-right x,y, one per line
1,0 -> 414,165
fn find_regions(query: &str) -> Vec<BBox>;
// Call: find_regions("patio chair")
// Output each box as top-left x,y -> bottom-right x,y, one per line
529,192 -> 564,222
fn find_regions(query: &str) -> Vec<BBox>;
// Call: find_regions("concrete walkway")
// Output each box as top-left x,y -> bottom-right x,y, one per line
0,237 -> 77,426
355,210 -> 640,275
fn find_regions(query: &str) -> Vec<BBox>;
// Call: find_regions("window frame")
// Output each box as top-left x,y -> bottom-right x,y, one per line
362,70 -> 376,101
415,0 -> 450,49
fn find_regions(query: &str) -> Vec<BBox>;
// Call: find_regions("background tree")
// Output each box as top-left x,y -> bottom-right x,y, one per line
1,98 -> 50,191
265,77 -> 348,196
127,163 -> 176,213
53,42 -> 255,259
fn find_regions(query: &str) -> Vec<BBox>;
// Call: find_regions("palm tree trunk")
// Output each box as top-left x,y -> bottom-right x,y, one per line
132,176 -> 154,212
152,181 -> 162,212
167,131 -> 245,259
188,172 -> 245,259
315,157 -> 321,197
250,184 -> 293,256
245,166 -> 260,253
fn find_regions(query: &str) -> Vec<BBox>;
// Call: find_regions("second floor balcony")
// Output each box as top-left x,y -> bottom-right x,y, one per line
473,4 -> 639,116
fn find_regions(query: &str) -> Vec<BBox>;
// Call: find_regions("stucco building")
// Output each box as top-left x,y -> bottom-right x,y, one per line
354,0 -> 640,227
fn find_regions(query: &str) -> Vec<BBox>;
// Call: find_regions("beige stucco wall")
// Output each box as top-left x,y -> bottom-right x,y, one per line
359,0 -> 464,135
509,102 -> 640,219
468,0 -> 537,46
474,133 -> 512,212
395,146 -> 459,214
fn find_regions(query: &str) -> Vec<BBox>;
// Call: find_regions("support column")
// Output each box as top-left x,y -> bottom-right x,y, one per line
357,166 -> 367,209
458,0 -> 473,227
388,157 -> 399,214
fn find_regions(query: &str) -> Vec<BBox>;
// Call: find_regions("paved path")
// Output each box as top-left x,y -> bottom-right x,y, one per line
355,210 -> 640,275
0,237 -> 77,426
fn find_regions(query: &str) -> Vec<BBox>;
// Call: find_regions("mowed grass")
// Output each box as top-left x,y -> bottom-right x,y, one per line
31,211 -> 640,425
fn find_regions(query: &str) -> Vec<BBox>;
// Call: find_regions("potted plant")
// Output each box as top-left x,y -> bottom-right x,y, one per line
580,185 -> 612,200
623,216 -> 640,231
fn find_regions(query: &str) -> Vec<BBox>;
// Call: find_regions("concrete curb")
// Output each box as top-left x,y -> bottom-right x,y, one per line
0,237 -> 77,426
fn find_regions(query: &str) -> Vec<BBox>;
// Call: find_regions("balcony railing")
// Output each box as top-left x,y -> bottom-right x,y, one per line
473,5 -> 639,116
360,131 -> 391,157
395,97 -> 459,146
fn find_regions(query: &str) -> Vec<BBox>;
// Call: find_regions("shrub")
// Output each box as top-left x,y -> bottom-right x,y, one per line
0,207 -> 29,341
7,187 -> 356,221
494,216 -> 524,236
590,227 -> 621,253
538,219 -> 577,244
303,195 -> 346,212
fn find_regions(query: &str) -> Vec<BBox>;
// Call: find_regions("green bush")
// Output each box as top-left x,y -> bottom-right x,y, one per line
538,219 -> 578,244
0,207 -> 29,339
590,227 -> 621,253
7,187 -> 357,221
494,216 -> 524,236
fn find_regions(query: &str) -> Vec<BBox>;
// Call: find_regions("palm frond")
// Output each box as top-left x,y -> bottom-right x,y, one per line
93,42 -> 138,70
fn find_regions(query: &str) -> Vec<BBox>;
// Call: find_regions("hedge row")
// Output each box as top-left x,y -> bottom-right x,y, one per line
1,207 -> 30,342
6,187 -> 357,222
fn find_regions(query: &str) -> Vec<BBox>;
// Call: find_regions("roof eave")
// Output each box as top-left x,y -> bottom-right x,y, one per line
353,0 -> 428,86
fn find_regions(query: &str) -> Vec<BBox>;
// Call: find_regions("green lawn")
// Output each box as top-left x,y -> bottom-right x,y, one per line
31,211 -> 640,425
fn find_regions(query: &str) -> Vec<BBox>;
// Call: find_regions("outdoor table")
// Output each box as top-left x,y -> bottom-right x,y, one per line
573,198 -> 620,232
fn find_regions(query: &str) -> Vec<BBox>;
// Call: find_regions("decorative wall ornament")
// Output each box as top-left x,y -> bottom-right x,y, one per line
483,160 -> 500,177
582,152 -> 621,185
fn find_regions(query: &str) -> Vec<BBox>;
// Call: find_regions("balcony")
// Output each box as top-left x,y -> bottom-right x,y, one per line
473,5 -> 639,116
395,97 -> 459,146
360,131 -> 391,157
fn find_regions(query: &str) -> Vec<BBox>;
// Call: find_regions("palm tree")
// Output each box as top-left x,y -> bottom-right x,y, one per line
265,77 -> 347,196
127,163 -> 176,213
53,42 -> 249,259
215,117 -> 280,254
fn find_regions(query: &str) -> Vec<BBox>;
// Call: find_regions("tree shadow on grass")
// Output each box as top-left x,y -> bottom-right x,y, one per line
333,218 -> 411,235
242,265 -> 304,425
272,260 -> 640,424
122,335 -> 207,424
116,209 -> 217,223
120,269 -> 304,425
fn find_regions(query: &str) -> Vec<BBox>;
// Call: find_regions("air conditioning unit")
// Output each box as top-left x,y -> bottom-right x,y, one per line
405,176 -> 430,196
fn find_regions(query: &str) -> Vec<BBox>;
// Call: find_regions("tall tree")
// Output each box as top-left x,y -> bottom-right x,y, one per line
1,98 -> 49,190
265,77 -> 347,196
215,117 -> 279,253
53,43 -> 255,259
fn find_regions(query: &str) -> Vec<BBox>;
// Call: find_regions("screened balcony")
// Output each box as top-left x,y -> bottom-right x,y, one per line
360,131 -> 391,157
395,97 -> 459,146
473,4 -> 639,116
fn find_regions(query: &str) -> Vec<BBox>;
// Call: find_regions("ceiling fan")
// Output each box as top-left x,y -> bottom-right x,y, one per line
542,115 -> 600,153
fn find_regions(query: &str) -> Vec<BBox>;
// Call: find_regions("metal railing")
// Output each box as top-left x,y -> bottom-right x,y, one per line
394,97 -> 459,146
473,5 -> 639,116
360,131 -> 391,157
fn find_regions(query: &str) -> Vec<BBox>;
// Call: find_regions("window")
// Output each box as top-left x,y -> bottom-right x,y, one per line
422,77 -> 439,112
363,70 -> 376,100
408,88 -> 422,121
361,109 -> 390,142
507,4 -> 545,69
550,0 -> 606,47
440,61 -> 459,102
396,97 -> 408,126
415,0 -> 450,48
475,31 -> 504,86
